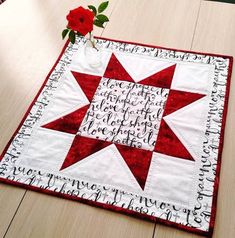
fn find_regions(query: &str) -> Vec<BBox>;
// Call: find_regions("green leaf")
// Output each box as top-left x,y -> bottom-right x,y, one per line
88,5 -> 97,16
98,1 -> 109,13
96,14 -> 109,23
69,30 -> 75,44
62,29 -> 69,40
94,19 -> 104,28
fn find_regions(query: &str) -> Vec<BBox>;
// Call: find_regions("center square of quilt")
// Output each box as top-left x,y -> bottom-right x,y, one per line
79,77 -> 169,151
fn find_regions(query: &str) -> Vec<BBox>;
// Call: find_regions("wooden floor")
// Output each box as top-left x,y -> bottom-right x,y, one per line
0,0 -> 235,237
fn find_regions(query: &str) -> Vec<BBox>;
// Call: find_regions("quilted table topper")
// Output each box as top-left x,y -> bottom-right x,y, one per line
0,37 -> 233,236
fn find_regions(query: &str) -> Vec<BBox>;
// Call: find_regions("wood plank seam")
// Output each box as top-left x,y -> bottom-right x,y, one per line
2,190 -> 27,238
190,0 -> 203,50
151,223 -> 157,238
101,0 -> 118,37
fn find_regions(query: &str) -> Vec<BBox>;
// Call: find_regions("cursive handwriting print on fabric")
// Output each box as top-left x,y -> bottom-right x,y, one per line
79,78 -> 169,151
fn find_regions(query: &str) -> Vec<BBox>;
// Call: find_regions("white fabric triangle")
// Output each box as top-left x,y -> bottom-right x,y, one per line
164,97 -> 208,161
115,52 -> 175,82
63,144 -> 142,192
40,70 -> 89,124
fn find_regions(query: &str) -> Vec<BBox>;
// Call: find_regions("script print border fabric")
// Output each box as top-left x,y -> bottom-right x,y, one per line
0,37 -> 233,237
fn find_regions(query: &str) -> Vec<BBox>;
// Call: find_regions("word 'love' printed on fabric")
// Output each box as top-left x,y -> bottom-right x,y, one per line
79,78 -> 169,150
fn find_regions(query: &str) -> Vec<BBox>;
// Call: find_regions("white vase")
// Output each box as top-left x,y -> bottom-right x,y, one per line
84,33 -> 102,68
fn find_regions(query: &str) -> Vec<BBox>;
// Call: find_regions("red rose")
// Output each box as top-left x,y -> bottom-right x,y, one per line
66,6 -> 94,36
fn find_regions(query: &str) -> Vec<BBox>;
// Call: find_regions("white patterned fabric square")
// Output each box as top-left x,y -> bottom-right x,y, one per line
79,77 -> 168,151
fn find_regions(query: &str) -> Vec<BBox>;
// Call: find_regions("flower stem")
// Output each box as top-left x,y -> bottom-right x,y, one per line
88,32 -> 99,51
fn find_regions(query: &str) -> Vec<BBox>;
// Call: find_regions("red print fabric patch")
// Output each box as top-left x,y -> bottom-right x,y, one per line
0,37 -> 233,237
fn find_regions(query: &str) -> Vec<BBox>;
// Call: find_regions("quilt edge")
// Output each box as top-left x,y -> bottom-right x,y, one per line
207,56 -> 233,238
0,37 -> 233,237
95,36 -> 234,60
0,176 -> 208,237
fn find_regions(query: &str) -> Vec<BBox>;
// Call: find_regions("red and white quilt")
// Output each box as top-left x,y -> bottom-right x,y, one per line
0,37 -> 233,236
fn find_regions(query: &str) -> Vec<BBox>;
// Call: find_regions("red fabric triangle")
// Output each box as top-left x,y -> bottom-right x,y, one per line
104,53 -> 134,82
115,144 -> 152,190
60,135 -> 111,170
163,89 -> 205,116
139,64 -> 176,88
71,72 -> 102,102
154,120 -> 194,161
154,89 -> 205,160
42,105 -> 89,134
